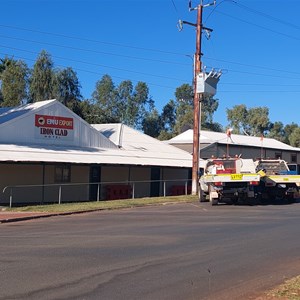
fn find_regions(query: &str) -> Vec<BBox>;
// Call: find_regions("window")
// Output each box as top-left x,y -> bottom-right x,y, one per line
291,154 -> 297,163
55,164 -> 71,183
275,153 -> 281,159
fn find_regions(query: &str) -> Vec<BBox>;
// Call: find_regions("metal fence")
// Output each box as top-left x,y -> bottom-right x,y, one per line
2,179 -> 192,208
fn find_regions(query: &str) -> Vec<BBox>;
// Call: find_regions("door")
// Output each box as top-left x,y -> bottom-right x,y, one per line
89,165 -> 101,201
150,167 -> 160,197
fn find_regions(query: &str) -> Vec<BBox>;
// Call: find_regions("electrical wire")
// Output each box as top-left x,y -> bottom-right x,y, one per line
0,24 -> 186,57
0,45 -> 186,82
0,34 -> 190,66
204,56 -> 300,76
214,10 -> 300,42
234,2 -> 300,31
0,51 -> 181,91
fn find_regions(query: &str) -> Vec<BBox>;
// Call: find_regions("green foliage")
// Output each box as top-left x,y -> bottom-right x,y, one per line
172,84 -> 221,135
247,106 -> 270,136
175,83 -> 193,106
54,67 -> 82,105
227,104 -> 271,136
289,127 -> 300,147
29,50 -> 56,102
92,74 -> 119,123
0,58 -> 28,107
142,109 -> 162,138
92,75 -> 153,128
0,57 -> 13,75
226,104 -> 248,134
161,100 -> 176,131
284,123 -> 299,139
267,121 -> 287,143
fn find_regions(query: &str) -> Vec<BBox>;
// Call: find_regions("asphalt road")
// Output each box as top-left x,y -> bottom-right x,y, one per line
1,202 -> 300,300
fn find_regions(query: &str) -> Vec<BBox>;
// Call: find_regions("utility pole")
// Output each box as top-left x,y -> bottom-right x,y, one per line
191,3 -> 203,196
179,0 -> 218,196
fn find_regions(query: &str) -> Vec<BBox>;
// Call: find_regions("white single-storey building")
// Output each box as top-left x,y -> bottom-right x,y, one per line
0,99 -> 192,205
167,129 -> 300,166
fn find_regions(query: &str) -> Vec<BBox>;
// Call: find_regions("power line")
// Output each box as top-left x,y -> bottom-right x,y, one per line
171,0 -> 180,18
0,45 -> 186,82
0,52 -> 179,92
0,23 -> 186,57
214,10 -> 300,42
0,34 -> 190,66
204,56 -> 300,76
219,90 -> 300,93
234,2 -> 300,31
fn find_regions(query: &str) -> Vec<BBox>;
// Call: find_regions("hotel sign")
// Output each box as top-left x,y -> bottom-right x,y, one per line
35,114 -> 74,141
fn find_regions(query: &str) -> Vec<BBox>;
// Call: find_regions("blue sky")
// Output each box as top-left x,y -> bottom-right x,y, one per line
1,0 -> 300,128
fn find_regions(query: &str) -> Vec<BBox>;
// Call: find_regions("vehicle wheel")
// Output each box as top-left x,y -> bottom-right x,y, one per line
211,198 -> 218,206
199,186 -> 206,202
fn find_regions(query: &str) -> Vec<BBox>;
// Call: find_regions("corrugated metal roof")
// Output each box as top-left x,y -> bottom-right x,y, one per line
168,129 -> 300,152
0,99 -> 55,125
0,143 -> 192,168
92,123 -> 193,167
0,101 -> 192,168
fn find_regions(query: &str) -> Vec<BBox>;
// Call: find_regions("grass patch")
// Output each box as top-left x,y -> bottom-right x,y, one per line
267,276 -> 300,299
5,195 -> 198,213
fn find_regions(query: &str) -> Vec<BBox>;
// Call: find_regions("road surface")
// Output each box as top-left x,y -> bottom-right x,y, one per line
0,202 -> 300,299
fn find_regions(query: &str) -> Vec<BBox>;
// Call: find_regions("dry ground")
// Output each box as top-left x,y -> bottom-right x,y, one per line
255,276 -> 300,300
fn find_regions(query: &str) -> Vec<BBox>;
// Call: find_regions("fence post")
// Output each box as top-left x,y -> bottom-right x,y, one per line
97,184 -> 100,202
163,181 -> 166,197
185,181 -> 188,195
9,188 -> 13,208
132,182 -> 135,199
58,186 -> 62,205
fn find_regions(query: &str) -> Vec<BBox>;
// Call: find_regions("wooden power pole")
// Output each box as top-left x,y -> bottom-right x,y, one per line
180,1 -> 218,196
191,3 -> 203,196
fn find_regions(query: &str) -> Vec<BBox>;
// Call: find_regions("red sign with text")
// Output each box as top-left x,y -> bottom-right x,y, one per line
35,114 -> 74,130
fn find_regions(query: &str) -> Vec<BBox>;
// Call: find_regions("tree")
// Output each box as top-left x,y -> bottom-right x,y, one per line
129,81 -> 154,129
247,106 -> 270,136
0,57 -> 14,105
268,121 -> 286,143
202,96 -> 222,132
160,100 -> 176,133
29,50 -> 56,102
284,123 -> 299,145
173,84 -> 194,134
226,104 -> 248,134
0,57 -> 13,74
172,83 -> 221,135
55,67 -> 82,106
289,127 -> 300,147
202,96 -> 219,124
227,105 -> 271,136
116,80 -> 133,124
92,75 -> 153,128
92,74 -> 119,123
142,109 -> 162,138
0,59 -> 28,107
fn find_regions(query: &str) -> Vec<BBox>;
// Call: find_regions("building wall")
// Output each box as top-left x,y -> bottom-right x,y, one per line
0,162 -> 191,206
0,164 -> 43,204
129,167 -> 151,198
162,168 -> 191,196
100,165 -> 152,199
170,143 -> 193,153
0,163 -> 91,205
0,101 -> 116,149
175,142 -> 300,165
